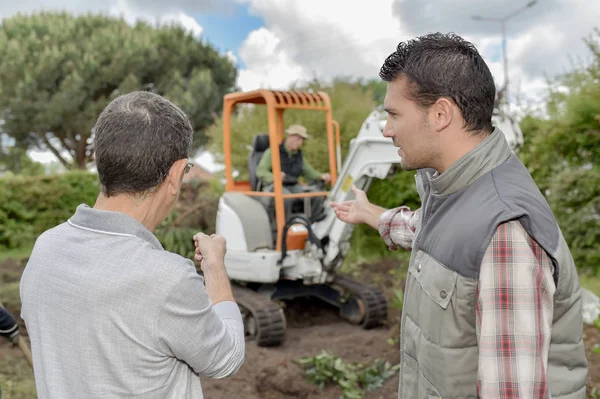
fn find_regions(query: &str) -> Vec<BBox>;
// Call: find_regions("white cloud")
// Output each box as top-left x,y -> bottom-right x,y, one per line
225,50 -> 238,65
237,27 -> 308,91
1,0 -> 205,38
235,0 -> 600,112
236,0 -> 405,91
108,0 -> 203,37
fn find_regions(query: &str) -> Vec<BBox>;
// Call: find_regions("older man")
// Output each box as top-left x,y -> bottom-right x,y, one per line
256,123 -> 331,191
256,124 -> 331,226
20,91 -> 245,399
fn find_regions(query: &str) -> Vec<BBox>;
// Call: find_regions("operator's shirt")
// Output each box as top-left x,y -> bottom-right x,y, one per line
379,207 -> 556,398
256,143 -> 323,184
20,204 -> 245,399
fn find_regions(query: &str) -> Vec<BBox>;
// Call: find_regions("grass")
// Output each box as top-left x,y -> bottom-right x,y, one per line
0,245 -> 33,262
0,356 -> 37,399
0,245 -> 36,398
581,275 -> 600,296
0,243 -> 598,399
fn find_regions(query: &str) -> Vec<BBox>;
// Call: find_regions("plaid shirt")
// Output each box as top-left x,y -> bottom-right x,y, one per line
379,207 -> 555,399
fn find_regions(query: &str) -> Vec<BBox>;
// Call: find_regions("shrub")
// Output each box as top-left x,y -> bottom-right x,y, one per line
0,171 -> 99,249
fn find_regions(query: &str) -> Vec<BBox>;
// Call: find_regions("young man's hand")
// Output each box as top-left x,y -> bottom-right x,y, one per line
330,185 -> 387,229
330,185 -> 371,224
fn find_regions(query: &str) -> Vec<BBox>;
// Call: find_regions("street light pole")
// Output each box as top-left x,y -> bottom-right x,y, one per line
472,1 -> 537,110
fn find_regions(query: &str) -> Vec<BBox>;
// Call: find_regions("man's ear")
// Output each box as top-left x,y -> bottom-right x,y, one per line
430,98 -> 454,132
167,159 -> 186,196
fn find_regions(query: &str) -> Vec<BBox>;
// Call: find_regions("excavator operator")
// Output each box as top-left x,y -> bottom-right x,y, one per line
256,124 -> 331,223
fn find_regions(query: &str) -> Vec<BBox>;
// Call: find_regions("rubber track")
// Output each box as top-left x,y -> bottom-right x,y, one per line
333,275 -> 388,329
232,284 -> 286,347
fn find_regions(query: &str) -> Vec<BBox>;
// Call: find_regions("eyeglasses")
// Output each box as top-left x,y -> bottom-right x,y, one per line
184,161 -> 194,174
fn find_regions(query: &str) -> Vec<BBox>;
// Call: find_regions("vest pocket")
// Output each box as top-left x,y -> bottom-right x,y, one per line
409,250 -> 458,310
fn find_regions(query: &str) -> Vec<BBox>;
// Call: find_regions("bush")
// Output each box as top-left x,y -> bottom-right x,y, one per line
0,171 -> 99,249
547,167 -> 600,275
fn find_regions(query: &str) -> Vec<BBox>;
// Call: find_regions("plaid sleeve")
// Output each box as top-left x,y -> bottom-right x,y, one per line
476,220 -> 556,399
377,207 -> 420,250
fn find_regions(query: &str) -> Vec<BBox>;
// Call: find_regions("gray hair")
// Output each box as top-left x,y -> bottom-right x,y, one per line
92,91 -> 193,197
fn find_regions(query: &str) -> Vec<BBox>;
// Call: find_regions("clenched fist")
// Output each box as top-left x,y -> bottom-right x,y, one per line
193,233 -> 227,270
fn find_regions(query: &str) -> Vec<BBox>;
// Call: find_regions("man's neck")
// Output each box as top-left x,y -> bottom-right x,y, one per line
435,130 -> 491,173
94,193 -> 160,232
283,140 -> 297,154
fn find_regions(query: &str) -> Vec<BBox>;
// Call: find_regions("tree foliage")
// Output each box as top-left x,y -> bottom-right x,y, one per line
0,171 -> 100,249
0,147 -> 45,176
0,11 -> 237,168
518,27 -> 600,274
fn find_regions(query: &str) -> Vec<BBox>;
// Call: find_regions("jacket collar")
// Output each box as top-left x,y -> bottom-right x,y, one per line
68,204 -> 164,250
428,127 -> 512,196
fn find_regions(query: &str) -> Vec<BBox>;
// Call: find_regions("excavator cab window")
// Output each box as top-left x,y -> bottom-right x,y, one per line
222,90 -> 340,252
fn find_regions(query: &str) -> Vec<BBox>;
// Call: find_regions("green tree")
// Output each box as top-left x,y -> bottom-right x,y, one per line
0,11 -> 237,169
519,27 -> 600,273
0,147 -> 45,176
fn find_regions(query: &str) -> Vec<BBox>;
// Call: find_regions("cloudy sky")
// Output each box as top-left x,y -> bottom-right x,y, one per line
2,0 -> 599,167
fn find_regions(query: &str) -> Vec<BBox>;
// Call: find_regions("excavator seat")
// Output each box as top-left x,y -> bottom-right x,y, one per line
248,134 -> 270,192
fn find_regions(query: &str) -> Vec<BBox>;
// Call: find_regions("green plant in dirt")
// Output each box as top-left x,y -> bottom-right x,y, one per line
592,305 -> 600,355
293,350 -> 399,399
391,288 -> 404,312
0,11 -> 237,169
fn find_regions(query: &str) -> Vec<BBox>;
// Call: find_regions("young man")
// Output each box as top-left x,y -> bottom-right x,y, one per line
20,91 -> 245,399
331,33 -> 588,398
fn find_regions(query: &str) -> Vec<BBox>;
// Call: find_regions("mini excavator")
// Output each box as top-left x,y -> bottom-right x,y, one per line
214,89 -> 523,346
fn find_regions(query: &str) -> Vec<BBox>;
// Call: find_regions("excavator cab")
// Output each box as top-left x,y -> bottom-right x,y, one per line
221,90 -> 341,252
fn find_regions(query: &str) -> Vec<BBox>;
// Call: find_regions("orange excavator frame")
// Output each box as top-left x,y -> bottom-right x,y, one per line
222,89 -> 341,252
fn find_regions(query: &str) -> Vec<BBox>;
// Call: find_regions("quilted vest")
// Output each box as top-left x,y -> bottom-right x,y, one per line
279,143 -> 303,181
398,128 -> 588,399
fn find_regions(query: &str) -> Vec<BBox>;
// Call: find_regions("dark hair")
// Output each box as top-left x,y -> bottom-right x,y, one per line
379,32 -> 495,133
92,91 -> 193,197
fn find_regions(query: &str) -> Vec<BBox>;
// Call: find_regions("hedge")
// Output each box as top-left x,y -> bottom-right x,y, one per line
0,171 -> 100,249
1,166 -> 598,275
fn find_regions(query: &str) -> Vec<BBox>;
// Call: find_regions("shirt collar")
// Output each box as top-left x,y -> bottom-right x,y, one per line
429,127 -> 512,196
68,204 -> 164,250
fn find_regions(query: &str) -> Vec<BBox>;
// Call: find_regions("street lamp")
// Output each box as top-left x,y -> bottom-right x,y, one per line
472,1 -> 537,109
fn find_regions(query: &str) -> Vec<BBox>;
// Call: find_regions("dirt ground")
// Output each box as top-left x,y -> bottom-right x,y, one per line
2,257 -> 600,398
